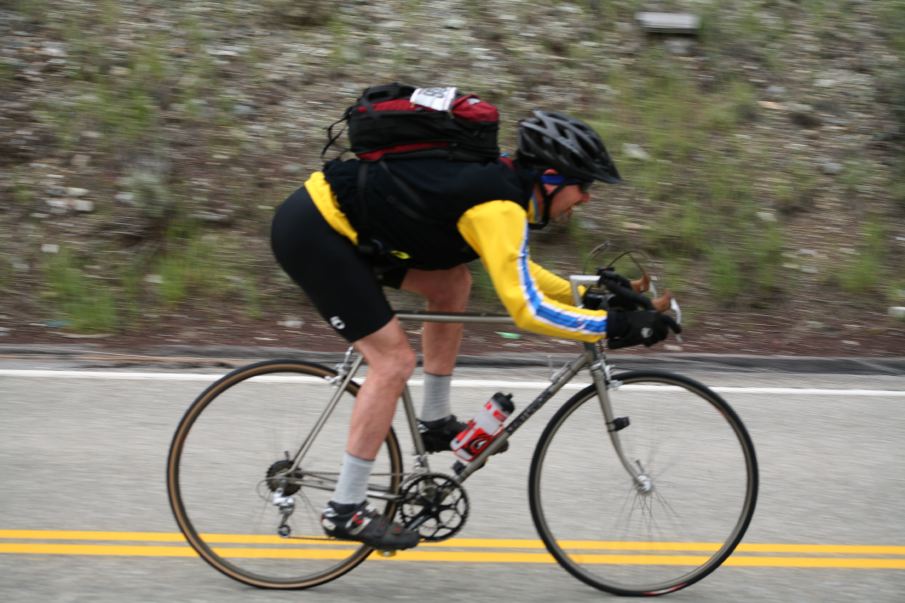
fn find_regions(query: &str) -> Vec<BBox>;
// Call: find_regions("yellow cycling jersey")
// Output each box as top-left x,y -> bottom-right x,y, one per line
303,170 -> 608,343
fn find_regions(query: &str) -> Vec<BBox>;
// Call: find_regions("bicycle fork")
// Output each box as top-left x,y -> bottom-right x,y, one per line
589,353 -> 653,495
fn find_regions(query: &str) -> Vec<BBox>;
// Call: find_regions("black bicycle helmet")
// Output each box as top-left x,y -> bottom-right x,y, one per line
517,110 -> 622,184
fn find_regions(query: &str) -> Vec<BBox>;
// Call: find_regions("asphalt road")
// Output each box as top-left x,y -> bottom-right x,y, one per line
1,359 -> 903,602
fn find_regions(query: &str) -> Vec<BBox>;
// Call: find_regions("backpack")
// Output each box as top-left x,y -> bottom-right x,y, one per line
322,83 -> 501,162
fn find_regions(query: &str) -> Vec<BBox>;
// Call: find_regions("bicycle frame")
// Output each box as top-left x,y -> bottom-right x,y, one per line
282,301 -> 651,502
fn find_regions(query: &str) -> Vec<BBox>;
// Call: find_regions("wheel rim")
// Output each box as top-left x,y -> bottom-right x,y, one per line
530,372 -> 757,595
167,361 -> 402,588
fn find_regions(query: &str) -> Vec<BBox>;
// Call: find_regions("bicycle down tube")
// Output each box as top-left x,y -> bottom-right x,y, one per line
389,311 -> 646,487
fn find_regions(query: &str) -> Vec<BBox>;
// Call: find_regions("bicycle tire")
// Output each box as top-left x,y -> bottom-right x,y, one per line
167,359 -> 404,589
528,370 -> 758,596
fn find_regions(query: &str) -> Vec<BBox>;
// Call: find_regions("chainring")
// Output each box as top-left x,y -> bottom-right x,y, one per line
397,472 -> 469,542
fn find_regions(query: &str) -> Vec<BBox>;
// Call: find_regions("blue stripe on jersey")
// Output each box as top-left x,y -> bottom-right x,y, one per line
516,225 -> 607,335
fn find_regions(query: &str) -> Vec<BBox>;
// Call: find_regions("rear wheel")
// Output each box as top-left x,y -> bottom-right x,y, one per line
167,359 -> 403,589
529,370 -> 758,596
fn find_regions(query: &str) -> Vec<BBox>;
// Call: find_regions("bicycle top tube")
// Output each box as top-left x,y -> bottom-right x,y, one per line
394,311 -> 515,324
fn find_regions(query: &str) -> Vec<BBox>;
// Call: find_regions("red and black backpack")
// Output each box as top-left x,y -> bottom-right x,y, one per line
323,83 -> 501,162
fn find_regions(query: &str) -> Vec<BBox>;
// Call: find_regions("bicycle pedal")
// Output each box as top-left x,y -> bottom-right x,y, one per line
377,549 -> 397,558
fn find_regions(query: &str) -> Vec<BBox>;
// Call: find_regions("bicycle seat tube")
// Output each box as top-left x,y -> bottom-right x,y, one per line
289,352 -> 365,472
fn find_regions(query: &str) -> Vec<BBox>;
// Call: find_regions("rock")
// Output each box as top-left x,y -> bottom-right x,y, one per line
71,154 -> 91,168
73,200 -> 94,212
635,12 -> 701,35
115,192 -> 136,205
41,244 -> 60,254
889,307 -> 905,320
232,103 -> 256,118
765,85 -> 786,100
191,211 -> 232,224
279,319 -> 304,329
622,143 -> 651,161
787,103 -> 822,128
145,274 -> 163,284
45,198 -> 68,210
756,211 -> 776,222
207,47 -> 240,58
40,43 -> 67,58
444,17 -> 467,30
820,161 -> 843,175
66,187 -> 89,197
663,38 -> 695,56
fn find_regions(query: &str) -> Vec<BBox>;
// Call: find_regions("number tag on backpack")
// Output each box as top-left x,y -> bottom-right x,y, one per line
410,87 -> 457,112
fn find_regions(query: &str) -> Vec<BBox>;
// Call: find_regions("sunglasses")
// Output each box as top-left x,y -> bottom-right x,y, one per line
540,173 -> 593,193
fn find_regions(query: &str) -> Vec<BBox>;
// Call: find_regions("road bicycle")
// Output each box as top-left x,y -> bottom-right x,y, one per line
166,260 -> 759,597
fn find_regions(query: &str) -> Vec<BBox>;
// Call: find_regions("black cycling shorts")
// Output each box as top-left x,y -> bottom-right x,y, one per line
271,187 -> 405,342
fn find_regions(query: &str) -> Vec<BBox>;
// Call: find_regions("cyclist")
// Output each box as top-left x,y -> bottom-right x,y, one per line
270,110 -> 680,550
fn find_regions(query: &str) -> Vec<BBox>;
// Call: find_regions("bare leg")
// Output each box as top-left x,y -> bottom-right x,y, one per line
324,316 -> 420,549
345,317 -> 417,460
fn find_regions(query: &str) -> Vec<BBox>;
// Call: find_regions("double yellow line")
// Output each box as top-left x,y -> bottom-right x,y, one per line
1,530 -> 904,569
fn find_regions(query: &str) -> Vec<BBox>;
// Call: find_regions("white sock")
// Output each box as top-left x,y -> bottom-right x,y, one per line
420,373 -> 452,422
331,452 -> 374,505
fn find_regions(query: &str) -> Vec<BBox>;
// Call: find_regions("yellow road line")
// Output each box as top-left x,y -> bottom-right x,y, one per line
1,543 -> 905,569
2,531 -> 904,556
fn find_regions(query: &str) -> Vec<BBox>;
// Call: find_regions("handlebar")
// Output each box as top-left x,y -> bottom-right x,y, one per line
570,267 -> 682,331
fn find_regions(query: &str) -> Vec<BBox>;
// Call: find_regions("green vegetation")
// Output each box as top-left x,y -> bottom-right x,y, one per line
0,256 -> 11,290
2,0 -> 903,341
38,223 -> 267,332
42,248 -> 118,333
892,166 -> 905,214
589,48 -> 785,305
837,220 -> 889,295
151,226 -> 266,321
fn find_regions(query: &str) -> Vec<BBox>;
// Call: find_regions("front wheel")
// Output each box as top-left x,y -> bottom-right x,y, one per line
167,359 -> 403,589
529,370 -> 758,596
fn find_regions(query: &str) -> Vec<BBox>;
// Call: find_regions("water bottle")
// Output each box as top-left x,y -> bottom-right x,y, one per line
451,392 -> 515,463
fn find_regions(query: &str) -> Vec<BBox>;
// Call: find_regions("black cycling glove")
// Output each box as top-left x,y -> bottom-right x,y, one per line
597,268 -> 652,312
606,308 -> 682,349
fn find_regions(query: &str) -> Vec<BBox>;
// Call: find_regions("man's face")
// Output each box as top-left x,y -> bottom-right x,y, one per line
545,183 -> 592,221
